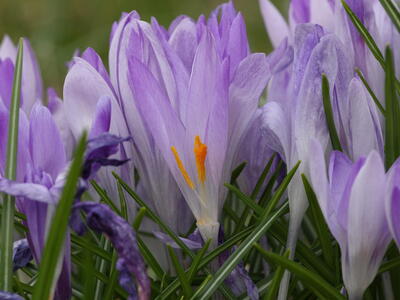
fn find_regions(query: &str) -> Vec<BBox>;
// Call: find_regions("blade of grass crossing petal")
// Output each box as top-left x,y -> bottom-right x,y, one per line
167,245 -> 192,298
0,38 -> 23,291
302,174 -> 334,267
342,1 -> 385,66
254,245 -> 345,300
117,181 -> 128,220
231,162 -> 247,182
322,74 -> 343,151
264,249 -> 290,300
90,180 -> 121,214
133,207 -> 147,230
379,0 -> 400,33
32,132 -> 87,300
356,68 -> 385,115
103,250 -> 119,300
384,47 -> 400,169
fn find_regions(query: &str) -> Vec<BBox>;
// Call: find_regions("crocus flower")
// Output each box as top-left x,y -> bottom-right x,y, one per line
310,139 -> 392,300
0,36 -> 43,114
12,239 -> 33,272
125,2 -> 274,244
71,202 -> 150,300
0,291 -> 23,300
259,0 -> 399,101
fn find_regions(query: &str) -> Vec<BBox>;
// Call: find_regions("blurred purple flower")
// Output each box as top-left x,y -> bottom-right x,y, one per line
0,291 -> 23,300
71,202 -> 150,300
12,239 -> 32,272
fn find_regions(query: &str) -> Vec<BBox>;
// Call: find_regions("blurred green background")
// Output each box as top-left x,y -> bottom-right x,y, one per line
0,0 -> 288,93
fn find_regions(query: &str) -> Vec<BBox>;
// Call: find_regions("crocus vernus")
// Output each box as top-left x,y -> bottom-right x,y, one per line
71,202 -> 150,300
12,239 -> 33,272
310,139 -> 392,300
126,2 -> 275,244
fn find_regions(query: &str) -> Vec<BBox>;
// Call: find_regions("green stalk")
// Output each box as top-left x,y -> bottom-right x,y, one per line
0,38 -> 23,291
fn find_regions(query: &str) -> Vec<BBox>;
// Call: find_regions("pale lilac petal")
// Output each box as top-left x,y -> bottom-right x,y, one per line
168,17 -> 198,71
0,58 -> 14,108
0,179 -> 54,204
81,47 -> 113,90
388,187 -> 400,247
0,35 -> 16,62
89,96 -> 111,139
29,104 -> 66,179
153,231 -> 202,250
259,0 -> 290,48
0,291 -> 23,300
345,151 -> 390,299
309,0 -> 335,32
289,0 -> 310,25
21,39 -> 43,114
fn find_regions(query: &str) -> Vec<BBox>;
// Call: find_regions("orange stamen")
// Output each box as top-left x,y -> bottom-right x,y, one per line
194,136 -> 207,184
171,146 -> 195,189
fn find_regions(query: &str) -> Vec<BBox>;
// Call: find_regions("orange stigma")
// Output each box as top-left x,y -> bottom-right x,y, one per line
171,146 -> 194,189
194,136 -> 207,184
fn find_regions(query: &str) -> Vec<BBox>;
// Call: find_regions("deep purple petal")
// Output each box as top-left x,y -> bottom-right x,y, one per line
0,291 -> 23,300
12,239 -> 32,271
0,178 -> 54,204
72,202 -> 150,300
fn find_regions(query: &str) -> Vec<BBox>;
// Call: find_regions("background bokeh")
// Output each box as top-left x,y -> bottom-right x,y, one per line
0,0 -> 289,93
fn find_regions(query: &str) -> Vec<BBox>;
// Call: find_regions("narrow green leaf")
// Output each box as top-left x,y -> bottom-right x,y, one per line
137,236 -> 165,280
231,162 -> 247,182
264,249 -> 290,300
356,68 -> 385,115
322,74 -> 342,151
224,183 -> 263,215
379,0 -> 400,33
187,239 -> 211,285
342,0 -> 385,66
133,207 -> 147,230
302,174 -> 334,267
90,180 -> 121,214
254,245 -> 345,300
384,47 -> 400,169
32,132 -> 87,300
168,245 -> 192,298
0,38 -> 23,291
102,250 -> 119,300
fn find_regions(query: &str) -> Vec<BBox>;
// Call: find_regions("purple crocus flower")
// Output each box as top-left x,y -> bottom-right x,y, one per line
71,202 -> 150,300
0,36 -> 43,114
0,291 -> 23,300
310,139 -> 392,300
125,2 -> 275,244
259,0 -> 399,101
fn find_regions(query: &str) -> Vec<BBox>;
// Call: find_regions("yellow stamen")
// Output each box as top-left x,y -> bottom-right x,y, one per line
171,146 -> 195,189
194,135 -> 207,184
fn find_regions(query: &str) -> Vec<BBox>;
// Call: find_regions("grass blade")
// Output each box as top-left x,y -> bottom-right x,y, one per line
224,183 -> 263,215
167,245 -> 192,298
32,132 -> 87,300
342,0 -> 385,66
356,68 -> 385,115
0,38 -> 23,291
384,47 -> 400,169
379,0 -> 400,33
322,74 -> 342,151
264,249 -> 290,300
301,174 -> 334,267
254,245 -> 345,300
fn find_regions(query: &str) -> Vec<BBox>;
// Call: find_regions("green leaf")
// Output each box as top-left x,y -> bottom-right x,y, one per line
224,183 -> 263,215
231,161 -> 247,182
187,240 -> 211,285
254,245 -> 345,300
264,249 -> 290,300
102,250 -> 119,300
301,174 -> 334,267
168,245 -> 193,298
342,1 -> 385,66
90,180 -> 121,215
322,74 -> 342,151
0,38 -> 23,291
384,47 -> 400,169
32,132 -> 87,300
356,68 -> 385,115
379,0 -> 400,33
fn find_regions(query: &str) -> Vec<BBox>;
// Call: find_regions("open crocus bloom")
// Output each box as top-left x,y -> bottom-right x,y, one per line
310,139 -> 392,300
125,2 -> 275,243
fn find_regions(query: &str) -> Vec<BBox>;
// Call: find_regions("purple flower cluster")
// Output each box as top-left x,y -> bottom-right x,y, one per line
2,0 -> 400,299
